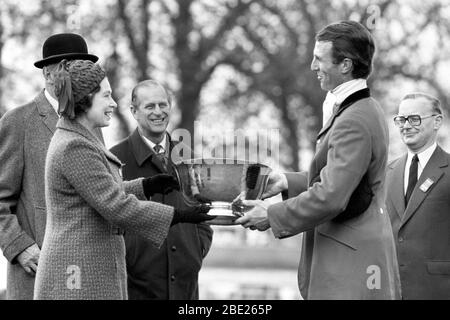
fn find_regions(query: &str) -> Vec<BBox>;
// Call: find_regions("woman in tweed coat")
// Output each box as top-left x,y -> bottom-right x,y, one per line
34,60 -> 211,300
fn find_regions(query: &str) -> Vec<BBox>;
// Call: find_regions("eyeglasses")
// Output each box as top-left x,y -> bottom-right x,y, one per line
393,114 -> 438,127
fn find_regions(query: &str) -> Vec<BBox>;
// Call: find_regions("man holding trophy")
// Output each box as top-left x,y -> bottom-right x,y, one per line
235,21 -> 402,300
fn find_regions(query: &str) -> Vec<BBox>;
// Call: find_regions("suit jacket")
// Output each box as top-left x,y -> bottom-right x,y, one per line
110,129 -> 213,300
268,88 -> 401,299
386,146 -> 450,299
0,91 -> 58,299
33,118 -> 174,300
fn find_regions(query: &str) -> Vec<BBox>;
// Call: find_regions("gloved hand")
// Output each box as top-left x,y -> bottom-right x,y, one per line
193,193 -> 212,204
142,174 -> 180,198
171,204 -> 216,226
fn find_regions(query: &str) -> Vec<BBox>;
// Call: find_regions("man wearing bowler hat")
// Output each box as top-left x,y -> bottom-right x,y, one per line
0,33 -> 99,299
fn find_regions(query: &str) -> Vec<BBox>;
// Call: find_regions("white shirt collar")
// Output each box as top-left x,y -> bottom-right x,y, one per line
404,142 -> 437,194
406,142 -> 437,169
44,89 -> 59,114
322,79 -> 367,125
139,130 -> 167,153
331,78 -> 367,106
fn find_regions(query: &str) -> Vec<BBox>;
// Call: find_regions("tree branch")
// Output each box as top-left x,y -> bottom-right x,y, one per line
196,0 -> 255,61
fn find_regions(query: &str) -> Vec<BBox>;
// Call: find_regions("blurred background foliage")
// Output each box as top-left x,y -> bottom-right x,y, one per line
1,0 -> 449,171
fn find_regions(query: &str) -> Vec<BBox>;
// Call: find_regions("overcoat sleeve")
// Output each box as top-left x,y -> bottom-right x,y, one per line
123,179 -> 146,200
268,117 -> 372,238
282,172 -> 309,200
197,223 -> 213,257
0,110 -> 35,262
61,140 -> 174,248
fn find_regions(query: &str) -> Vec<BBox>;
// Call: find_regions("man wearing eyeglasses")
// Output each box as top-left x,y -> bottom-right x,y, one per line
110,80 -> 213,299
386,92 -> 449,299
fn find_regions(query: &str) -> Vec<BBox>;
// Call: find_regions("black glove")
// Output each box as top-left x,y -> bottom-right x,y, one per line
193,193 -> 212,204
171,204 -> 216,226
142,174 -> 180,198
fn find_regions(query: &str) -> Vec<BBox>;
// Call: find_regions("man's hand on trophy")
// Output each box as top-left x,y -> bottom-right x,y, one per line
261,171 -> 288,199
171,204 -> 216,225
235,200 -> 271,231
142,174 -> 180,198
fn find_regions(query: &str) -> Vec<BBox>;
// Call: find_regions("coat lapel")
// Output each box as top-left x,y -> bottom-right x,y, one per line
401,146 -> 448,227
35,90 -> 59,135
317,88 -> 371,140
129,129 -> 168,173
388,155 -> 407,220
57,118 -> 123,167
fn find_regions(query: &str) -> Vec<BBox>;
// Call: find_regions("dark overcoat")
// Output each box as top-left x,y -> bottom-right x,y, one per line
386,146 -> 450,299
0,91 -> 58,299
110,129 -> 213,299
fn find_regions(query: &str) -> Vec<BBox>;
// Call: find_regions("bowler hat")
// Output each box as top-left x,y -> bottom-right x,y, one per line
34,33 -> 98,69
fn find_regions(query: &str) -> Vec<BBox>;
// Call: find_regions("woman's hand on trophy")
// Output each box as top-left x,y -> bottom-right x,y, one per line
261,171 -> 288,199
235,200 -> 271,231
142,174 -> 180,198
171,204 -> 216,226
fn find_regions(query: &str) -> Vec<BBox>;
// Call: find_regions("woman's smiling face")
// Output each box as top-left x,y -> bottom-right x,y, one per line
85,77 -> 117,128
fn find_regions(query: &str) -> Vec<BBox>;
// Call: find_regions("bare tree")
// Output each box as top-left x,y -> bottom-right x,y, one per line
117,0 -> 152,82
159,0 -> 257,136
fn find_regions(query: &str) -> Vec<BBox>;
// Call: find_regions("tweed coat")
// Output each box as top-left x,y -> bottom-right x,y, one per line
268,89 -> 402,299
386,146 -> 450,299
33,118 -> 174,300
0,91 -> 58,300
110,129 -> 213,299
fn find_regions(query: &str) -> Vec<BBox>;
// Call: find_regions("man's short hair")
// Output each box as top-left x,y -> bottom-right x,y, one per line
131,79 -> 172,108
402,92 -> 442,115
316,20 -> 375,79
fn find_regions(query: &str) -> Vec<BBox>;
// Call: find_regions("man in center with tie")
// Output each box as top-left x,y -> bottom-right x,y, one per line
110,80 -> 213,299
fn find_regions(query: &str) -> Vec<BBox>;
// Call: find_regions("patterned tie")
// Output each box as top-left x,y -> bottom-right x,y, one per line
405,154 -> 419,206
153,144 -> 163,154
153,144 -> 167,171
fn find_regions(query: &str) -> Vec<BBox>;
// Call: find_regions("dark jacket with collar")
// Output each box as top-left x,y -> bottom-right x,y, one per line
110,129 -> 213,300
386,146 -> 450,299
268,88 -> 401,299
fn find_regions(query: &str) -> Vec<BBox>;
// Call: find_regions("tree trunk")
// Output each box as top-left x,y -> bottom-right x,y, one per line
105,45 -> 131,140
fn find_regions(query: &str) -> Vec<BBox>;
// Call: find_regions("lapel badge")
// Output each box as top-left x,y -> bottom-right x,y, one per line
118,167 -> 123,178
419,178 -> 433,193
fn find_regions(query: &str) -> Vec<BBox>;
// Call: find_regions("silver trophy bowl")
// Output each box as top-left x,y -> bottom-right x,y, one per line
171,158 -> 272,225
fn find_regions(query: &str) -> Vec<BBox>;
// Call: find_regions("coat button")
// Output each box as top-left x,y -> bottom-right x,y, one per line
399,237 -> 404,242
171,245 -> 177,252
170,275 -> 176,281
